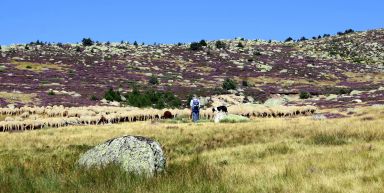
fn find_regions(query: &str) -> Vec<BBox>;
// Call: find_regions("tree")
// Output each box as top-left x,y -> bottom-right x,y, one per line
299,37 -> 307,41
104,88 -> 121,101
199,40 -> 207,47
284,37 -> 294,42
323,34 -> 331,38
215,41 -> 226,49
133,41 -> 139,47
237,42 -> 244,48
82,38 -> 94,46
190,42 -> 202,51
222,78 -> 237,90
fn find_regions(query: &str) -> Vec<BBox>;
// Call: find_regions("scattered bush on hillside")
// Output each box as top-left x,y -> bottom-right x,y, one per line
298,37 -> 308,42
323,34 -> 331,38
223,78 -> 237,90
190,40 -> 208,51
47,90 -> 55,96
215,41 -> 226,49
199,40 -> 207,47
104,88 -> 122,102
125,88 -> 181,109
299,91 -> 311,99
242,80 -> 249,87
29,40 -> 45,46
284,37 -> 294,42
133,41 -> 139,47
237,42 -> 244,48
190,42 -> 203,51
104,87 -> 181,109
337,29 -> 355,36
82,38 -> 94,47
253,51 -> 262,56
149,75 -> 159,85
323,87 -> 352,95
90,95 -> 99,101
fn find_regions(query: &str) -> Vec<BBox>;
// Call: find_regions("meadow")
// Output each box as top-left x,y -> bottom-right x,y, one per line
0,106 -> 383,193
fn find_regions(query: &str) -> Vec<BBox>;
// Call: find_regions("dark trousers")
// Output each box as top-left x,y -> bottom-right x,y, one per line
192,111 -> 199,122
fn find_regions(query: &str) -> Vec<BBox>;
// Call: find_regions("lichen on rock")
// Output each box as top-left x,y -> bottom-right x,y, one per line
78,135 -> 166,176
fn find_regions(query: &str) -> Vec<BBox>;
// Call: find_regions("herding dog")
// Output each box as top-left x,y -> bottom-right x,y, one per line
212,106 -> 228,114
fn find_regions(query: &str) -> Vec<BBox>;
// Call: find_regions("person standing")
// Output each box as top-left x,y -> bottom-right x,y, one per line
190,95 -> 200,123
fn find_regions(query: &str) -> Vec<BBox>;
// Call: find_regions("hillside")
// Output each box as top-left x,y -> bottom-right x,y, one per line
0,29 -> 383,108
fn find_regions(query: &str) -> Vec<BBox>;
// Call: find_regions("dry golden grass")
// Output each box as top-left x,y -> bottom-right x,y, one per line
0,106 -> 383,192
344,72 -> 384,84
0,92 -> 38,104
11,60 -> 66,72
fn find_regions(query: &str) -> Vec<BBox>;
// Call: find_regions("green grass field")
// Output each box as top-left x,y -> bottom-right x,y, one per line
0,107 -> 383,193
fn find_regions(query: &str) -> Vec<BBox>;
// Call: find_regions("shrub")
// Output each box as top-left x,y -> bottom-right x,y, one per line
237,42 -> 244,48
104,88 -> 121,102
82,38 -> 94,46
90,95 -> 98,101
47,90 -> 55,96
215,41 -> 226,49
299,91 -> 311,99
133,41 -> 139,47
242,80 -> 249,87
149,75 -> 159,85
75,47 -> 82,52
253,51 -> 262,56
336,87 -> 352,95
222,78 -> 237,90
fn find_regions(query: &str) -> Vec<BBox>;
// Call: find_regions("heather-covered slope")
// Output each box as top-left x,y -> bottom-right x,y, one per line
0,29 -> 383,107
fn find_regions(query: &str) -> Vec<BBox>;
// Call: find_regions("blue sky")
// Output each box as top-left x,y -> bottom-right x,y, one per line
1,0 -> 383,45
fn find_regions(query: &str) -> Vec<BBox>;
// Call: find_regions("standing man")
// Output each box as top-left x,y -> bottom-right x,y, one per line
190,95 -> 200,123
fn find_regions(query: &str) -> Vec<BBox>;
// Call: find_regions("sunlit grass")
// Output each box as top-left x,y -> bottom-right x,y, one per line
11,60 -> 66,72
0,106 -> 383,192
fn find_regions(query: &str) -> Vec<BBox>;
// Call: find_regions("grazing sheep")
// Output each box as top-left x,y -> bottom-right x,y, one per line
162,111 -> 173,119
4,117 -> 14,122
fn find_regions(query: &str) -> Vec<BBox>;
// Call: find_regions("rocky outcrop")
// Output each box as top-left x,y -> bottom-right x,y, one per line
78,136 -> 166,176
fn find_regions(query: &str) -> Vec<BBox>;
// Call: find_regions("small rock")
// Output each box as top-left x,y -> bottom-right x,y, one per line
312,114 -> 327,120
352,99 -> 362,103
78,136 -> 166,176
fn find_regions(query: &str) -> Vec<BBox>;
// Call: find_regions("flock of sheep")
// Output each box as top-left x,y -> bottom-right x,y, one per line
0,105 -> 317,132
